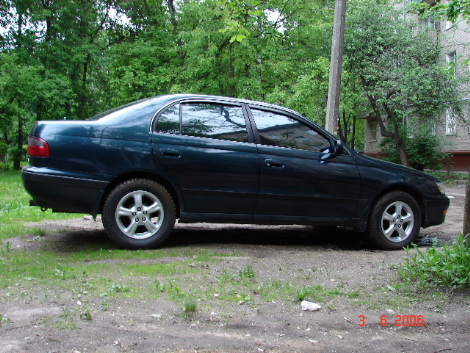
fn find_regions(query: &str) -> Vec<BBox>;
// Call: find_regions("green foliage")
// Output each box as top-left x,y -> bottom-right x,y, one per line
345,0 -> 463,166
399,235 -> 470,288
380,130 -> 451,171
409,0 -> 470,23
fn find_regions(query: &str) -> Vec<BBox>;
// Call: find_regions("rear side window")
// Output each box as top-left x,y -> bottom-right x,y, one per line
158,104 -> 180,134
157,102 -> 249,143
250,109 -> 330,152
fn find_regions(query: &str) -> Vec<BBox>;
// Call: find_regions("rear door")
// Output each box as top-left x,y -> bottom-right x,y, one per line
152,101 -> 259,220
248,107 -> 361,224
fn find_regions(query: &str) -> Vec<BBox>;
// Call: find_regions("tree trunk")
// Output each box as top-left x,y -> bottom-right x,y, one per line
13,115 -> 24,170
464,163 -> 470,236
396,138 -> 410,168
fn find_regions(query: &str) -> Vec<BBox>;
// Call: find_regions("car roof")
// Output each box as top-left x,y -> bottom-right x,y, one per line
156,94 -> 306,118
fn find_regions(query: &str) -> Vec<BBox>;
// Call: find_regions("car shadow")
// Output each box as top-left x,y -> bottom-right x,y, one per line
164,224 -> 372,251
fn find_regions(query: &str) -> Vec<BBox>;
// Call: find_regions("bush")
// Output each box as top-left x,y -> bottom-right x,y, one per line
380,131 -> 451,171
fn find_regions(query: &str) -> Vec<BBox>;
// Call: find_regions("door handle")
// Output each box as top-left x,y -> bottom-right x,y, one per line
159,148 -> 181,158
265,159 -> 284,168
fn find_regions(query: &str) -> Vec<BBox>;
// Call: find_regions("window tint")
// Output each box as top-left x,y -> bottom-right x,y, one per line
181,103 -> 248,142
157,104 -> 180,134
251,109 -> 330,152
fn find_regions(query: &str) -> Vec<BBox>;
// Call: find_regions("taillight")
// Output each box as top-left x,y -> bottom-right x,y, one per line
28,136 -> 50,157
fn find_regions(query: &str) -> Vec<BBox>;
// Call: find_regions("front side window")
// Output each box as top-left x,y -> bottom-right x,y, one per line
157,102 -> 249,143
251,109 -> 330,152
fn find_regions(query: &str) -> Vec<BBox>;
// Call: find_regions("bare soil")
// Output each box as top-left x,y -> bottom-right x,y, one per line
1,185 -> 469,353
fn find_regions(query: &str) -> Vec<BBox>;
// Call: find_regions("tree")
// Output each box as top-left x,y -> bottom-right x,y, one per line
344,0 -> 462,168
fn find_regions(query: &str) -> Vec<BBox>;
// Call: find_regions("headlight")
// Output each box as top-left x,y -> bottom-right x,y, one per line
436,182 -> 446,195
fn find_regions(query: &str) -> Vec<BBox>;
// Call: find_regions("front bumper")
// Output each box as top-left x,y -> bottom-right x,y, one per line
422,194 -> 450,228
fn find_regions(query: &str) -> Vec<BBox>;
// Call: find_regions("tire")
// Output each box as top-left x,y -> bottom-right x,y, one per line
367,191 -> 421,250
102,179 -> 176,249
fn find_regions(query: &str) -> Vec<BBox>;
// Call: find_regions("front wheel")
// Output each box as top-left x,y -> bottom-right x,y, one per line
102,179 -> 176,249
367,191 -> 421,250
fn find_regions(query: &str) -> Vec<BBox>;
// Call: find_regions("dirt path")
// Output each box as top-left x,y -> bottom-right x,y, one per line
1,185 -> 468,353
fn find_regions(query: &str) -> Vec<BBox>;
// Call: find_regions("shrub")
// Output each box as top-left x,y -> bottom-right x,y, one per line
380,130 -> 451,171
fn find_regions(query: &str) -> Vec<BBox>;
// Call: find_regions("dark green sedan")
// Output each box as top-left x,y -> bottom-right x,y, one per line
22,94 -> 449,250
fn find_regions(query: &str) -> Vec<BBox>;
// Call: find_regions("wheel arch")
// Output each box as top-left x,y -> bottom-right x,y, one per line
370,184 -> 426,227
98,171 -> 182,218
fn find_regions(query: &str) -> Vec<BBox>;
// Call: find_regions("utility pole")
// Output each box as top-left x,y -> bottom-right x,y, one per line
325,0 -> 347,135
464,163 -> 470,236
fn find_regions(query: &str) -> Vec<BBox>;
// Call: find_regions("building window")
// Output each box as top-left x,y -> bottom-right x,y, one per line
446,108 -> 457,135
425,18 -> 440,31
446,51 -> 457,78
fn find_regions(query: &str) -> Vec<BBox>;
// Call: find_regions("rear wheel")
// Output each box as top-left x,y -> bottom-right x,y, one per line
103,179 -> 175,249
367,191 -> 421,250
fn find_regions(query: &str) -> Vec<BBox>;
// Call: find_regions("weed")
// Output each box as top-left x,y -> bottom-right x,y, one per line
155,280 -> 166,292
4,241 -> 12,252
399,234 -> 470,288
295,286 -> 311,301
347,290 -> 361,299
35,228 -> 46,237
183,300 -> 197,314
80,310 -> 93,322
109,283 -> 130,293
55,268 -> 66,280
239,265 -> 256,280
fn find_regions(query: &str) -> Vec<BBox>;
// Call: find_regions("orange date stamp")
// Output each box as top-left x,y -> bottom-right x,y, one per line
358,315 -> 426,327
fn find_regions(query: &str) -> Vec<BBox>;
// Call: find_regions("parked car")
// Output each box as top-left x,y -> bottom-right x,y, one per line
22,94 -> 449,250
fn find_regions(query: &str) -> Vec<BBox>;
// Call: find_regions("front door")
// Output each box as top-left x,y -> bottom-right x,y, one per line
249,107 -> 361,224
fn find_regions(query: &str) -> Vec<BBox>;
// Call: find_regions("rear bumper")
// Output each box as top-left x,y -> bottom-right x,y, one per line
22,167 -> 109,216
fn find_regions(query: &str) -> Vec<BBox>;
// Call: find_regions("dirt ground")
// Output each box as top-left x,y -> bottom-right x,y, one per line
1,185 -> 469,353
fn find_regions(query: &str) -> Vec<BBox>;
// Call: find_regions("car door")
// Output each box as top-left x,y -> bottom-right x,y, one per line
248,107 -> 361,224
152,101 -> 259,220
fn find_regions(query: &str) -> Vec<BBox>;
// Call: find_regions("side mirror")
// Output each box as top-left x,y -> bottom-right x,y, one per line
333,139 -> 344,155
